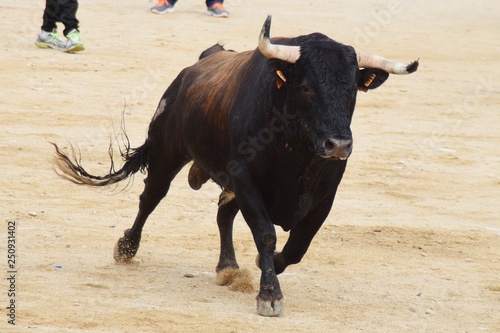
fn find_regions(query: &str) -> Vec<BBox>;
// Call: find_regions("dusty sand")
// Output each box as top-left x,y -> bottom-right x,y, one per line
1,0 -> 499,332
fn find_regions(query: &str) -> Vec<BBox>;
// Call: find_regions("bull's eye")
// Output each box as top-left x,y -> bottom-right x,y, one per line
300,83 -> 311,94
297,79 -> 316,102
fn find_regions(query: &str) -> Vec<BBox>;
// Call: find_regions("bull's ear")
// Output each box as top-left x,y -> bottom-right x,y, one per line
357,68 -> 389,92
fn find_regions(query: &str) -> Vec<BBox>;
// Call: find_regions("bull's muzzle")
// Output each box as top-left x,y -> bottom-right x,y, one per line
322,138 -> 353,160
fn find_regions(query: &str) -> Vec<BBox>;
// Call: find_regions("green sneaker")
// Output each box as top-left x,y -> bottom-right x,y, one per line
35,29 -> 67,50
65,29 -> 84,53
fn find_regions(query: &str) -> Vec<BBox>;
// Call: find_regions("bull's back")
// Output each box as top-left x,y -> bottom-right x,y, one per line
177,50 -> 256,178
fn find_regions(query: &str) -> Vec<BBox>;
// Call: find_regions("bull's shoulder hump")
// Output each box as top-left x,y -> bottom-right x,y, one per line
196,49 -> 254,67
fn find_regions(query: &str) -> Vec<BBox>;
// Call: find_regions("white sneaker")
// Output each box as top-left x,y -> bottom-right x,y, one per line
65,29 -> 84,53
35,29 -> 67,50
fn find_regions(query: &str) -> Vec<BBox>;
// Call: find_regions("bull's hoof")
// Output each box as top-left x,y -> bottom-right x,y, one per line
257,297 -> 284,317
113,234 -> 139,263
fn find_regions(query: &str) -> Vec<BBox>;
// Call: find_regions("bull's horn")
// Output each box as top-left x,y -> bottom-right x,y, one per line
258,15 -> 301,63
355,49 -> 419,74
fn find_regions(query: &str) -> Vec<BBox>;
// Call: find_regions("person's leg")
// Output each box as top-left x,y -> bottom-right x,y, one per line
36,0 -> 67,50
206,0 -> 222,7
206,0 -> 229,17
40,0 -> 59,32
59,0 -> 80,36
54,0 -> 84,52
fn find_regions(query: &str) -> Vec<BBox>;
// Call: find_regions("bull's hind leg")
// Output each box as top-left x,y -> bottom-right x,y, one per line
215,190 -> 254,294
114,152 -> 189,263
216,189 -> 239,272
186,165 -> 241,271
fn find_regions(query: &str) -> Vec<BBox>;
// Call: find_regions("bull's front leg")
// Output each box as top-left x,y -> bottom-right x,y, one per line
273,196 -> 335,275
254,229 -> 283,317
232,175 -> 283,317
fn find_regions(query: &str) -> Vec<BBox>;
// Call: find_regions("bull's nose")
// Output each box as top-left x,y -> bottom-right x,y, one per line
322,138 -> 353,160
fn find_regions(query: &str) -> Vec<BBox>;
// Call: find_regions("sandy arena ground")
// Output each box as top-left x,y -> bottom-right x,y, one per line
1,0 -> 499,332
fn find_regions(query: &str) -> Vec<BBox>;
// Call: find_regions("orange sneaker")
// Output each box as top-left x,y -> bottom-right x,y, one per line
151,0 -> 175,14
206,2 -> 229,18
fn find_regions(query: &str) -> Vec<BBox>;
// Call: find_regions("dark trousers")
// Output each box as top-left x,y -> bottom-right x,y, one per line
206,0 -> 222,7
41,0 -> 79,36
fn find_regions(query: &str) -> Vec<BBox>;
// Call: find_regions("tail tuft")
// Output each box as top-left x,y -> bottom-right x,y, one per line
51,141 -> 149,187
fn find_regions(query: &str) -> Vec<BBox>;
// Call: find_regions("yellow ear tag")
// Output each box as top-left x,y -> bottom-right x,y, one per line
276,70 -> 287,82
276,70 -> 286,89
364,73 -> 376,87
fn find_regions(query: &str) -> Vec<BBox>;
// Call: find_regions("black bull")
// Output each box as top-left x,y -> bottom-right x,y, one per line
53,16 -> 418,316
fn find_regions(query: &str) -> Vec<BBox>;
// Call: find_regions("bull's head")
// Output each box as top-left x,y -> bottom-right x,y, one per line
258,16 -> 418,160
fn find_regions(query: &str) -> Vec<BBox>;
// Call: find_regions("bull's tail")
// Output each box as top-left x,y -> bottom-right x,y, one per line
51,141 -> 149,187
